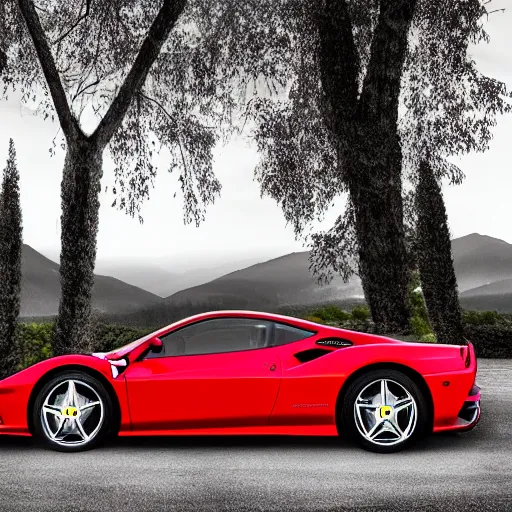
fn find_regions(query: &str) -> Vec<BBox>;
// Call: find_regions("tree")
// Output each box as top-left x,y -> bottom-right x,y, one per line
414,161 -> 463,343
0,139 -> 23,379
226,0 -> 510,335
401,0 -> 511,343
321,0 -> 417,333
246,0 -> 417,332
1,0 -> 227,354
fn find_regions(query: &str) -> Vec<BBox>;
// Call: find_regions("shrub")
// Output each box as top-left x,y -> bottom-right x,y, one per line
351,305 -> 370,322
463,310 -> 502,326
12,322 -> 151,372
407,271 -> 435,339
418,333 -> 437,343
303,315 -> 326,324
89,323 -> 152,353
410,315 -> 433,338
310,305 -> 352,323
463,325 -> 512,358
15,323 -> 54,370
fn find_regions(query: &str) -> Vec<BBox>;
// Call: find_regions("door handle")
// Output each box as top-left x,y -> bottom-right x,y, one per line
265,363 -> 276,372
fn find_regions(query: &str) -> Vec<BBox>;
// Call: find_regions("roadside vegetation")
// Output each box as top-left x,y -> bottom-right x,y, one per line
10,305 -> 512,374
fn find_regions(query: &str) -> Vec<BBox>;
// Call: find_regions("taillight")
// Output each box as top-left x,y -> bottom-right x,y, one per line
460,345 -> 471,368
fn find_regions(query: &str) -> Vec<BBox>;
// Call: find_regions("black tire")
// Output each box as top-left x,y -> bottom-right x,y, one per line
32,371 -> 113,452
338,369 -> 429,453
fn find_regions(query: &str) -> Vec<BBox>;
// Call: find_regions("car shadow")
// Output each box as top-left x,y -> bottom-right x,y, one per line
111,434 -> 348,450
0,435 -> 35,449
107,430 -> 480,453
0,427 -> 483,454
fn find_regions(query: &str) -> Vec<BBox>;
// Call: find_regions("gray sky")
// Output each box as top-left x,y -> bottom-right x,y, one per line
1,1 -> 511,273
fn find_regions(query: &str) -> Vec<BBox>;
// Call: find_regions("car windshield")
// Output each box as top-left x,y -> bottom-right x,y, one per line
102,331 -> 156,356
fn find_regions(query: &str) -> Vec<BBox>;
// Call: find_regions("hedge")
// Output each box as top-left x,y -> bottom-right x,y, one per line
13,322 -> 151,371
300,305 -> 512,358
463,325 -> 512,359
5,312 -> 512,374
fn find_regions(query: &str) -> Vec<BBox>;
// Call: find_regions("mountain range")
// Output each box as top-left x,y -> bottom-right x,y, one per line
19,245 -> 162,317
94,257 -> 266,298
17,233 -> 512,320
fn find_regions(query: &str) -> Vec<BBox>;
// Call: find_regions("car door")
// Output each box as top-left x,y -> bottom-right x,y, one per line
123,318 -> 282,431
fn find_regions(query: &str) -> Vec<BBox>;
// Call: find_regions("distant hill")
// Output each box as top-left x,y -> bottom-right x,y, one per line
160,258 -> 268,297
21,232 -> 512,320
147,233 -> 512,319
96,232 -> 512,315
459,294 -> 512,313
452,233 -> 512,292
20,245 -> 163,318
165,251 -> 364,308
461,278 -> 512,297
95,257 -> 266,297
94,261 -> 179,298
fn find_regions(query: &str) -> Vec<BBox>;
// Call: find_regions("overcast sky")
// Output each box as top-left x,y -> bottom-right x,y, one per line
1,1 -> 511,273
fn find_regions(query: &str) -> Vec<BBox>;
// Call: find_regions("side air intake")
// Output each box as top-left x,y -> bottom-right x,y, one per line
294,348 -> 331,363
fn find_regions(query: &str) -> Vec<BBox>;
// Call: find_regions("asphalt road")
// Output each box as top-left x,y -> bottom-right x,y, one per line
1,360 -> 511,512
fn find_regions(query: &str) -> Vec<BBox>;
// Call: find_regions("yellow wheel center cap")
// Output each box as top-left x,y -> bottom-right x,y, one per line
379,405 -> 393,418
61,406 -> 79,418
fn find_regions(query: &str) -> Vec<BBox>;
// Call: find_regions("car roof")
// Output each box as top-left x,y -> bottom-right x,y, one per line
153,310 -> 323,338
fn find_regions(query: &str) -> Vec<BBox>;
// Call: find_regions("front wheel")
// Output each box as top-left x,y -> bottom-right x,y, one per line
32,371 -> 113,452
339,369 -> 429,453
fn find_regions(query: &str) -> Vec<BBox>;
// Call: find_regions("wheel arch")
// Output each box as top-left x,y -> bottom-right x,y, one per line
27,364 -> 121,436
335,362 -> 434,434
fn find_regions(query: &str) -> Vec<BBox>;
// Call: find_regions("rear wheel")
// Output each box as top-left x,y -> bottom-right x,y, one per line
32,371 -> 113,452
339,369 -> 428,453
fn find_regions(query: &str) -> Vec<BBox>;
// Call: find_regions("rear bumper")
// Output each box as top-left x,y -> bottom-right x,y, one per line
454,384 -> 481,431
434,384 -> 481,433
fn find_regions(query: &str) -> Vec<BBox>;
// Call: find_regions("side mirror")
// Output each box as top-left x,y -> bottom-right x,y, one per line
150,338 -> 163,354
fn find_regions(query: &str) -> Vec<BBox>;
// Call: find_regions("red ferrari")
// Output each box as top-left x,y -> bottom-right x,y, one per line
0,310 -> 480,453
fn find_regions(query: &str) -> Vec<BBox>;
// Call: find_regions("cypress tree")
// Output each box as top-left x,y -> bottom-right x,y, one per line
0,139 -> 23,379
415,159 -> 464,344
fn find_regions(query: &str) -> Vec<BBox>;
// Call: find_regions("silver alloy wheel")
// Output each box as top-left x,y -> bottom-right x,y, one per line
354,378 -> 417,447
40,379 -> 104,447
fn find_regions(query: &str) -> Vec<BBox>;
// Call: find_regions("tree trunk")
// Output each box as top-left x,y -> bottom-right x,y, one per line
346,0 -> 417,333
347,132 -> 410,333
415,159 -> 465,344
53,136 -> 103,355
316,0 -> 415,333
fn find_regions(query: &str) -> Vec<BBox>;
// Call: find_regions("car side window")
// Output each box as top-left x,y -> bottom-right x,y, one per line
146,318 -> 273,358
273,323 -> 315,346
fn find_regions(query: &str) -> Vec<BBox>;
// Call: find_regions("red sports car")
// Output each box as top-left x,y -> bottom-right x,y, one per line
0,310 -> 481,453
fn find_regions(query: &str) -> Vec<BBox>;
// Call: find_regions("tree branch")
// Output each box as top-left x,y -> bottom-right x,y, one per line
72,77 -> 101,103
52,0 -> 92,45
17,0 -> 79,140
92,0 -> 187,149
140,92 -> 189,173
487,8 -> 505,18
140,92 -> 176,122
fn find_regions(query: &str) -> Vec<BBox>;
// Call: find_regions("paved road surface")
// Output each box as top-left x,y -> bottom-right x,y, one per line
1,360 -> 511,512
